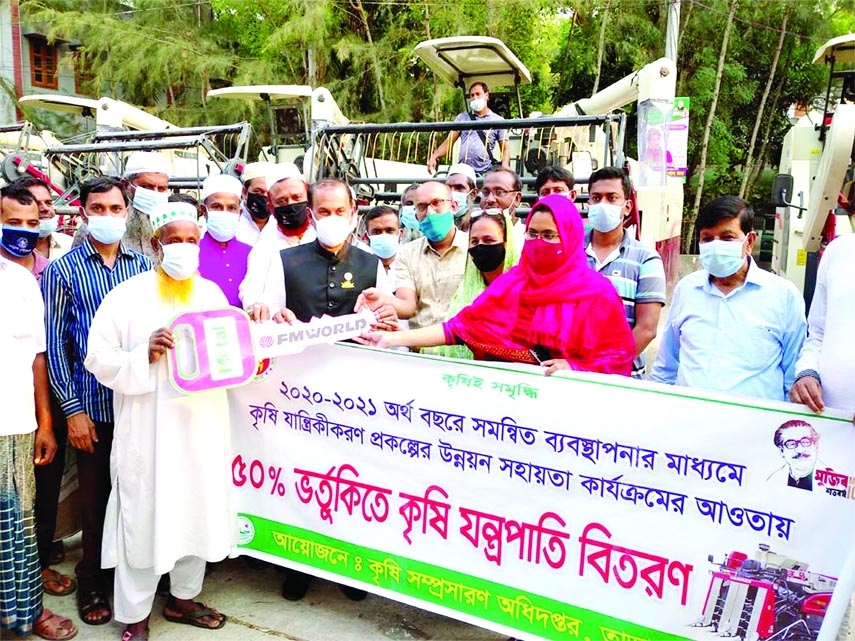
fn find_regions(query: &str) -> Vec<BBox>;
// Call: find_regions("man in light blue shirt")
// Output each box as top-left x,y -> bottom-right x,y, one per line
650,196 -> 806,401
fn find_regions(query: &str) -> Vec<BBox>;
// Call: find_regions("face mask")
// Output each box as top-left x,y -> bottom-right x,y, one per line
418,210 -> 454,243
400,205 -> 418,230
369,233 -> 400,259
274,201 -> 308,230
470,97 -> 487,112
245,192 -> 270,220
159,242 -> 200,281
0,225 -> 39,257
699,238 -> 748,278
523,238 -> 565,275
469,243 -> 506,273
313,213 -> 355,248
587,202 -> 625,233
451,192 -> 470,219
39,217 -> 59,238
87,216 -> 127,245
205,210 -> 240,242
132,186 -> 168,214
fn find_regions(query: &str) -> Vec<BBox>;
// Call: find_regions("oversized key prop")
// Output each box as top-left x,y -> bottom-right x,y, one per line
167,307 -> 375,393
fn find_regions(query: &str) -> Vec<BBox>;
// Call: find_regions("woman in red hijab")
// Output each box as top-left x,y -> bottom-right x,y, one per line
363,194 -> 634,376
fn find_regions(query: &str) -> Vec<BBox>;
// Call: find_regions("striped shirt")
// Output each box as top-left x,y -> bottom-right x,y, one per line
585,228 -> 666,376
41,239 -> 153,421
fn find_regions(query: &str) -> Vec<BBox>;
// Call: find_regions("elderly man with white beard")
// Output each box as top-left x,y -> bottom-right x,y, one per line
84,201 -> 235,640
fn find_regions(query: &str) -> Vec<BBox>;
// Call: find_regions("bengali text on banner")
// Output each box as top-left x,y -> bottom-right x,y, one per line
228,343 -> 855,641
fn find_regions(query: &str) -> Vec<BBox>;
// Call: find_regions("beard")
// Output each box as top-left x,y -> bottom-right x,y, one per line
156,267 -> 196,306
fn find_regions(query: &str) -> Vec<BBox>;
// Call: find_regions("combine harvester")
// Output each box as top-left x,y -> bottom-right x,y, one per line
4,93 -> 251,214
771,33 -> 855,306
303,36 -> 684,286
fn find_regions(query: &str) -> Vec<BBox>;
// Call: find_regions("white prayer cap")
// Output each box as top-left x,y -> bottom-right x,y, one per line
241,161 -> 272,184
123,151 -> 171,178
446,163 -> 477,187
201,174 -> 243,202
266,162 -> 304,189
150,201 -> 198,234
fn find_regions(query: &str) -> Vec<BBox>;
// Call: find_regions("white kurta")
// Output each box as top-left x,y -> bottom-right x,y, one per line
84,270 -> 236,575
795,233 -> 855,413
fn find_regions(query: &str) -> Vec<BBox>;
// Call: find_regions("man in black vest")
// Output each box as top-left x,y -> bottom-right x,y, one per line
247,179 -> 394,324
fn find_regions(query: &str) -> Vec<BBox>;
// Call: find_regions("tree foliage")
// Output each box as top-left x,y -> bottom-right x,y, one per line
19,0 -> 855,244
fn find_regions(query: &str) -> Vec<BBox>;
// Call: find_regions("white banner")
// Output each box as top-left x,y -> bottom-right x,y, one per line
228,344 -> 855,641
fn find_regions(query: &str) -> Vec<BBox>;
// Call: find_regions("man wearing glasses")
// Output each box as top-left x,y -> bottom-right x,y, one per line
479,168 -> 525,247
767,420 -> 821,491
427,82 -> 509,176
361,182 -> 467,331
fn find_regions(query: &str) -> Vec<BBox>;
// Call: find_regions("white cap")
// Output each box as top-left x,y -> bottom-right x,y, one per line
241,161 -> 273,184
123,151 -> 171,178
266,162 -> 304,190
150,202 -> 198,234
446,163 -> 477,187
201,174 -> 243,202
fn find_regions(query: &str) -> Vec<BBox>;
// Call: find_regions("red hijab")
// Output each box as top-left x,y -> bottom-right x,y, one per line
445,194 -> 634,375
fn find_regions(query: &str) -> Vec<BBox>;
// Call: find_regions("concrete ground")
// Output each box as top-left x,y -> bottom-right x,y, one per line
42,535 -> 506,641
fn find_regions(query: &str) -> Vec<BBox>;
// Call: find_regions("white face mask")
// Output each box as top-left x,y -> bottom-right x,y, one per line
451,191 -> 470,218
587,202 -> 625,233
205,210 -> 239,242
159,242 -> 200,280
133,186 -> 169,214
470,97 -> 487,112
39,217 -> 59,238
87,216 -> 127,245
313,213 -> 355,248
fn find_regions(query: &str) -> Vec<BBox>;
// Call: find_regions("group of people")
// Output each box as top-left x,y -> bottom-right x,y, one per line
1,140 -> 853,641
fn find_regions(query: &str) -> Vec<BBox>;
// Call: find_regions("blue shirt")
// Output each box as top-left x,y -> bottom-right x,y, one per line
584,228 -> 666,377
650,259 -> 806,402
41,239 -> 152,421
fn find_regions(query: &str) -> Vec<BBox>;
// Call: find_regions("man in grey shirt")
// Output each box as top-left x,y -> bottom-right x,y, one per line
427,82 -> 509,175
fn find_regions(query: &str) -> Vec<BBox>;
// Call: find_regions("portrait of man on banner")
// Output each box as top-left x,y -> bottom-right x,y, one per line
766,420 -> 821,491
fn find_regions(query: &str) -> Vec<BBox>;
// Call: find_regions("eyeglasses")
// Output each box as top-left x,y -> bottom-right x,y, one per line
413,198 -> 451,215
525,229 -> 560,242
781,436 -> 816,450
480,188 -> 519,199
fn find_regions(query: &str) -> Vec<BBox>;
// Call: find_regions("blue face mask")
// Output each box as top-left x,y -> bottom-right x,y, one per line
400,205 -> 418,230
418,210 -> 455,243
699,237 -> 748,277
369,233 -> 400,259
451,191 -> 470,218
1,225 -> 39,257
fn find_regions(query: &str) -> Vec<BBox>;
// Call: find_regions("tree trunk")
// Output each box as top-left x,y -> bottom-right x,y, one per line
675,0 -> 693,97
739,6 -> 788,198
592,0 -> 610,94
687,0 -> 738,248
746,59 -> 788,195
352,0 -> 386,113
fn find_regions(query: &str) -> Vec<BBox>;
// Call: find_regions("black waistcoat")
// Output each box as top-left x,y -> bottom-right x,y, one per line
281,240 -> 379,322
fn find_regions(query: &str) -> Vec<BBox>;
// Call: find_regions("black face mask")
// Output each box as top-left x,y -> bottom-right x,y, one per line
273,201 -> 308,230
245,192 -> 270,220
469,243 -> 506,273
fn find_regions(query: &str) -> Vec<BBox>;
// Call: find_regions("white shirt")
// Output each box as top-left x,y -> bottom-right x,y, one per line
795,233 -> 855,412
84,271 -> 236,573
238,224 -> 317,307
235,209 -> 267,246
242,240 -> 392,312
42,232 -> 73,261
0,257 -> 46,436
